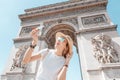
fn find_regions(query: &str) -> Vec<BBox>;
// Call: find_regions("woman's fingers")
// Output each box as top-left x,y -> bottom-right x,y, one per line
66,54 -> 71,61
66,53 -> 72,58
65,54 -> 72,65
30,28 -> 39,36
32,30 -> 38,35
30,28 -> 39,42
32,33 -> 38,39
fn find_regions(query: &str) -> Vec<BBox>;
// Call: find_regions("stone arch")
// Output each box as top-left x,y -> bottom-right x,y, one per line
43,21 -> 78,36
62,21 -> 78,31
44,23 -> 78,50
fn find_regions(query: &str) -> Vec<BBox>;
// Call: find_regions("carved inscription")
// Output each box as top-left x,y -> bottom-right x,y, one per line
19,26 -> 39,37
81,14 -> 107,26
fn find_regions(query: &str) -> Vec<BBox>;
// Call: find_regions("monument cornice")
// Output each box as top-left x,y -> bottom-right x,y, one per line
19,0 -> 107,19
87,63 -> 120,72
75,25 -> 117,34
24,0 -> 106,13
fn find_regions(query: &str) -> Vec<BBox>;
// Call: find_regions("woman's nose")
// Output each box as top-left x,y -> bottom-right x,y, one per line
57,39 -> 61,43
57,41 -> 61,45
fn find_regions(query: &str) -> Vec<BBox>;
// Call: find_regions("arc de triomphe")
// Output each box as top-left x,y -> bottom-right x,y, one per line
1,0 -> 120,80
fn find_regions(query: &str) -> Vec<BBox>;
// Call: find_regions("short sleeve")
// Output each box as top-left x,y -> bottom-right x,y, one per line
38,48 -> 48,57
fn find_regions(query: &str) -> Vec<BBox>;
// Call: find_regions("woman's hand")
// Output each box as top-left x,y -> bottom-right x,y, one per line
30,28 -> 39,45
64,53 -> 73,65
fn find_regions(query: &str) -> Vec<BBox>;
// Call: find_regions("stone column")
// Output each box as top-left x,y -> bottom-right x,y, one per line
76,10 -> 120,80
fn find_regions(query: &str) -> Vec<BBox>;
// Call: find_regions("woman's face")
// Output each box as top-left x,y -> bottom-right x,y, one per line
55,37 -> 67,50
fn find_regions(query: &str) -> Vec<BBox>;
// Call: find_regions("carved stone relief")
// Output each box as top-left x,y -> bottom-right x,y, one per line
10,45 -> 29,72
65,18 -> 78,27
81,14 -> 107,27
43,17 -> 78,33
91,34 -> 119,63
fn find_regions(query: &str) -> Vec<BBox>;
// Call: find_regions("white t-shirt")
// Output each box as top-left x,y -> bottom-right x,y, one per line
36,48 -> 65,80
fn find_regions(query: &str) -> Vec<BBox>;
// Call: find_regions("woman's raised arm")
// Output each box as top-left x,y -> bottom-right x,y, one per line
22,28 -> 41,64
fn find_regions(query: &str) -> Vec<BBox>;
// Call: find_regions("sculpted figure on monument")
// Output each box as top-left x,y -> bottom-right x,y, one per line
10,45 -> 28,71
91,34 -> 119,63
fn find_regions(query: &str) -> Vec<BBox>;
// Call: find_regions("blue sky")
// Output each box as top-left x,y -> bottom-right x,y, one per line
0,0 -> 120,80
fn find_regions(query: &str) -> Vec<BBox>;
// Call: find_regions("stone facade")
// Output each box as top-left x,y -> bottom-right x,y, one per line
1,0 -> 120,80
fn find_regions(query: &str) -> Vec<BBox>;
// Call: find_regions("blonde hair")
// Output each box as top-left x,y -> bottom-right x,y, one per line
62,41 -> 69,58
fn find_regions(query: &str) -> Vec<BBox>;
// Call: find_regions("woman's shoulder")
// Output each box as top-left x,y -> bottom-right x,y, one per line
39,48 -> 54,53
38,48 -> 48,53
49,49 -> 54,51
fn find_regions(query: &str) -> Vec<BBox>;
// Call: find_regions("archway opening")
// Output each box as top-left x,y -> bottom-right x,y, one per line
45,24 -> 77,49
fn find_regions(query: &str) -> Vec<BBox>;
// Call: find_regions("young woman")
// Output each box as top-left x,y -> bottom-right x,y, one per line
22,28 -> 73,80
